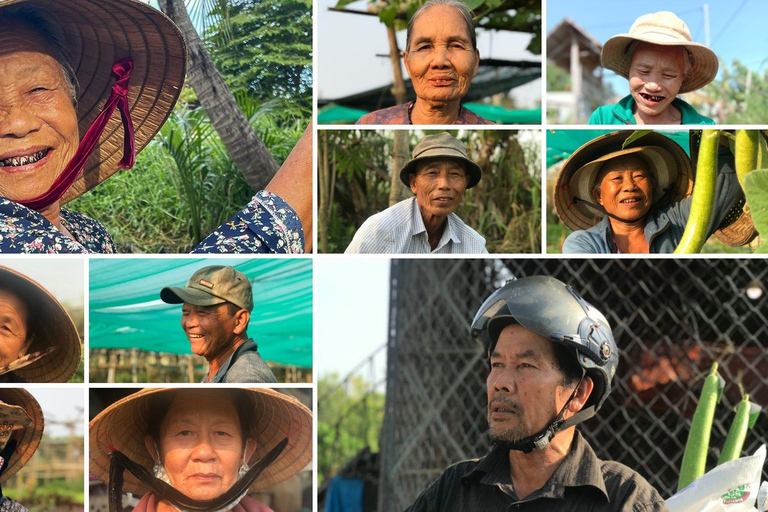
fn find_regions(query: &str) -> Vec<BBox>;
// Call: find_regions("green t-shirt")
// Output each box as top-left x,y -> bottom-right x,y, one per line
588,94 -> 715,125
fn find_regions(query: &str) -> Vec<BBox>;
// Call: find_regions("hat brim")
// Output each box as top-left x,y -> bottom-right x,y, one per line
160,286 -> 227,307
0,267 -> 82,383
89,388 -> 312,495
399,153 -> 483,189
602,35 -> 719,94
554,131 -> 692,232
0,390 -> 43,485
0,0 -> 187,202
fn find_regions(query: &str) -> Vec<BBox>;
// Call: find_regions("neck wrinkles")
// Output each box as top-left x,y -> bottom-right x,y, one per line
410,98 -> 461,124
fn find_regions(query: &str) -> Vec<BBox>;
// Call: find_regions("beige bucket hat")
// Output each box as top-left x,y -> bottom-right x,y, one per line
601,11 -> 719,94
399,132 -> 483,189
0,267 -> 82,383
554,131 -> 692,231
0,0 -> 187,202
0,389 -> 44,485
89,388 -> 312,495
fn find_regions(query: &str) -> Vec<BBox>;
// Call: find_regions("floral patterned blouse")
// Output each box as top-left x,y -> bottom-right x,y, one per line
0,191 -> 303,254
0,497 -> 28,512
355,101 -> 495,125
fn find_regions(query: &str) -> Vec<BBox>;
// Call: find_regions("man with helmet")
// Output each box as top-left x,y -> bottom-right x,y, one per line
405,276 -> 668,511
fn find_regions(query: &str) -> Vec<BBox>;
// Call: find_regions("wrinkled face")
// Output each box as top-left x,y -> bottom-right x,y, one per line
403,5 -> 479,106
628,43 -> 686,120
594,155 -> 654,222
153,392 -> 254,501
409,159 -> 468,221
181,303 -> 241,360
0,289 -> 30,367
0,23 -> 79,203
486,325 -> 574,444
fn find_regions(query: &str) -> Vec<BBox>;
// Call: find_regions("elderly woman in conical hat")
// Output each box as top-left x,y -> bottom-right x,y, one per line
554,131 -> 744,253
0,266 -> 81,383
588,11 -> 718,125
0,389 -> 45,512
0,0 -> 312,254
90,388 -> 312,512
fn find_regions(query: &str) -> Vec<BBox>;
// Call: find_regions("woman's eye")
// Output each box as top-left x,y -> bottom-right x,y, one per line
29,87 -> 49,93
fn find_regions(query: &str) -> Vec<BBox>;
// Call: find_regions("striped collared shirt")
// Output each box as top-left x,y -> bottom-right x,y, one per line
344,197 -> 488,254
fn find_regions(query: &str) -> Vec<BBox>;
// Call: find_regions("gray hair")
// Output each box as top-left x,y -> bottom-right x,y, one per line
0,5 -> 80,106
405,0 -> 477,52
626,41 -> 694,84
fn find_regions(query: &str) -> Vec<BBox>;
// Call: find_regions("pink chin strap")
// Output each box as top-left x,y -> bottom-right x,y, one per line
19,57 -> 136,211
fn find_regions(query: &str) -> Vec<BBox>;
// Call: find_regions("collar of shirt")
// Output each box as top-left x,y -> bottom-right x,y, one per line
410,197 -> 461,252
592,209 -> 671,253
461,431 -> 609,504
611,94 -> 712,125
204,338 -> 258,383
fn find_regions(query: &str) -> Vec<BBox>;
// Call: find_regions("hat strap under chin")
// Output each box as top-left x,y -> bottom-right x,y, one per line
107,437 -> 288,512
19,58 -> 136,211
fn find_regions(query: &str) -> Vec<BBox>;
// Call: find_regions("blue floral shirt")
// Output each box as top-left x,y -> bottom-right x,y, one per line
0,190 -> 303,254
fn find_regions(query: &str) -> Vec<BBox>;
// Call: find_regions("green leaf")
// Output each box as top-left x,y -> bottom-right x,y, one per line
756,133 -> 768,171
743,169 -> 768,238
622,130 -> 653,149
378,5 -> 398,27
334,0 -> 357,8
462,0 -> 485,10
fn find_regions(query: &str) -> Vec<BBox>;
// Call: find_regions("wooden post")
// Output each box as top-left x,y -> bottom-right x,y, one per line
389,131 -> 411,206
387,26 -> 408,105
107,351 -> 118,383
570,34 -> 583,122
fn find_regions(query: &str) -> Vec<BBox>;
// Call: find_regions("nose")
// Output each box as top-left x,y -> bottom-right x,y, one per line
0,103 -> 43,139
436,172 -> 450,189
191,436 -> 217,462
488,370 -> 516,394
622,174 -> 640,190
644,78 -> 662,91
182,311 -> 199,330
429,46 -> 451,68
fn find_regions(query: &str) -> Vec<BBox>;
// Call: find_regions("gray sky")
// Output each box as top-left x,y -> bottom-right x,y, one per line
0,259 -> 84,305
27,388 -> 84,439
317,0 -> 542,108
315,258 -> 390,379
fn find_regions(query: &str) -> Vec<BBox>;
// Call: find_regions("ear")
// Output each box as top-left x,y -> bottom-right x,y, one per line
244,438 -> 258,463
234,310 -> 250,336
593,187 -> 603,206
567,376 -> 594,416
472,48 -> 480,77
402,50 -> 411,77
144,435 -> 160,463
409,173 -> 418,195
18,335 -> 33,358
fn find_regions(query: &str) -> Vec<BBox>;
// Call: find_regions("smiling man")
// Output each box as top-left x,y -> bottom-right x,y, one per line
345,132 -> 487,254
160,266 -> 276,383
405,276 -> 668,511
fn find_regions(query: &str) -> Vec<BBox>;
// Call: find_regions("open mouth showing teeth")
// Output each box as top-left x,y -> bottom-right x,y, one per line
189,334 -> 204,339
640,93 -> 665,102
0,149 -> 49,168
620,198 -> 641,204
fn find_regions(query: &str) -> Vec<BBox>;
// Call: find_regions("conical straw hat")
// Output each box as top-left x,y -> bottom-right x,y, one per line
0,389 -> 44,485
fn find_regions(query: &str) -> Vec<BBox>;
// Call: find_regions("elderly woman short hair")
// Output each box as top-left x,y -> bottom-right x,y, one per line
90,388 -> 312,512
356,0 -> 493,125
0,0 -> 311,254
588,11 -> 718,125
554,131 -> 743,253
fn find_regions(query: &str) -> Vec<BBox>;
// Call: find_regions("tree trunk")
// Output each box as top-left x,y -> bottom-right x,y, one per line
387,26 -> 408,105
318,132 -> 336,254
389,131 -> 411,206
158,0 -> 279,191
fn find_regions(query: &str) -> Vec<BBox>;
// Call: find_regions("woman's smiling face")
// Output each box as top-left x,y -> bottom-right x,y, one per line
403,4 -> 479,107
0,23 -> 79,203
594,154 -> 654,223
628,43 -> 686,123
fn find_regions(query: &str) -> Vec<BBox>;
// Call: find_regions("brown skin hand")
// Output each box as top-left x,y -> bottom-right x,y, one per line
265,123 -> 313,252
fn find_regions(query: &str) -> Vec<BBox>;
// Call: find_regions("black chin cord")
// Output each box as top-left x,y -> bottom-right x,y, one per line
108,437 -> 288,512
0,439 -> 18,498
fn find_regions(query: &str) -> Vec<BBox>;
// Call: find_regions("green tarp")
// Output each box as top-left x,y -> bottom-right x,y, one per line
318,103 -> 542,125
89,259 -> 312,368
546,130 -> 693,168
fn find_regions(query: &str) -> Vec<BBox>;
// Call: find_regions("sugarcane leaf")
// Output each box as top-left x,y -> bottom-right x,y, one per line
622,130 -> 653,148
743,169 -> 768,239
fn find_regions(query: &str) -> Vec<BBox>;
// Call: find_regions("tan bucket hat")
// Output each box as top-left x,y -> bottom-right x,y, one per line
0,0 -> 187,202
89,388 -> 312,495
602,11 -> 719,94
554,131 -> 692,231
0,389 -> 44,485
0,267 -> 82,383
399,132 -> 483,189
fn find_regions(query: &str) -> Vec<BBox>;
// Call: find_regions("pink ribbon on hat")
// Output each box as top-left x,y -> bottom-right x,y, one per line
19,57 -> 136,211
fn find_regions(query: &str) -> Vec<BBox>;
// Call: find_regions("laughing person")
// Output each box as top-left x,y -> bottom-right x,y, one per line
588,11 -> 718,125
346,132 -> 487,253
355,0 -> 493,125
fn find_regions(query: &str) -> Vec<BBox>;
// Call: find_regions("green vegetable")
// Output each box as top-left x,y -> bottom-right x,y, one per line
675,130 -> 719,254
735,130 -> 759,186
678,362 -> 722,491
718,394 -> 751,464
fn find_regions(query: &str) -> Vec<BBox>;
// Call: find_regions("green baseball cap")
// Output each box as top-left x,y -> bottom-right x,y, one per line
160,266 -> 254,312
399,132 -> 483,189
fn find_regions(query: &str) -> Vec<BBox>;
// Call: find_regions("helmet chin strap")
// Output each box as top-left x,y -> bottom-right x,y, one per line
499,370 -> 595,454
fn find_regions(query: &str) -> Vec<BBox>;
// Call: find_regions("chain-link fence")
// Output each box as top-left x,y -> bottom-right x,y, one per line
379,259 -> 768,511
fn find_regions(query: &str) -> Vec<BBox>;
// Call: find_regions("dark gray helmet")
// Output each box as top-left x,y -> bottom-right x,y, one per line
471,276 -> 618,449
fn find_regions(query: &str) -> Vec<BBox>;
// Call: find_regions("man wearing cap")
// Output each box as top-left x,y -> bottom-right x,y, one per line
160,266 -> 277,383
345,132 -> 488,254
406,276 -> 667,511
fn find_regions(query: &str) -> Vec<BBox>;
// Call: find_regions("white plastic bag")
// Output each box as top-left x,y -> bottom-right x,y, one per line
667,445 -> 766,512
